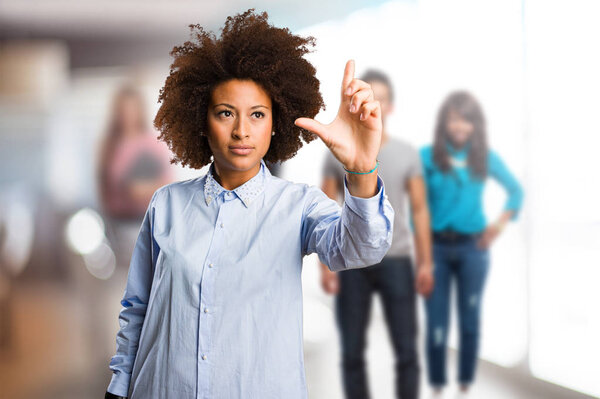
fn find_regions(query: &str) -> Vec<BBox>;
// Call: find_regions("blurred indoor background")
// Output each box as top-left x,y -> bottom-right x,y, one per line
0,1 -> 599,398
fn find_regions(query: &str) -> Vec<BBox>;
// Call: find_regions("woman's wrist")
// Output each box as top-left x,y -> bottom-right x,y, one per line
345,172 -> 378,198
343,160 -> 379,175
493,219 -> 507,233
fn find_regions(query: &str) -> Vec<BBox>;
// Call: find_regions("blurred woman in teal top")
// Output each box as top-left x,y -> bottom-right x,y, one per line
420,91 -> 523,397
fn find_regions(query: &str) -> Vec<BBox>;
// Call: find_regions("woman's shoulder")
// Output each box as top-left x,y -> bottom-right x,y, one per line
266,175 -> 331,209
486,149 -> 505,169
150,176 -> 205,206
267,175 -> 318,196
419,144 -> 433,156
418,145 -> 434,166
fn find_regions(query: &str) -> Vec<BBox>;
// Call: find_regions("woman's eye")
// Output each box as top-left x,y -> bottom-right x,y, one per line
252,111 -> 265,119
218,110 -> 233,118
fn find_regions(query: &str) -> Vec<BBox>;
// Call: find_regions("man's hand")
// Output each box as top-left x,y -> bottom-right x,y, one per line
320,268 -> 340,295
415,265 -> 434,298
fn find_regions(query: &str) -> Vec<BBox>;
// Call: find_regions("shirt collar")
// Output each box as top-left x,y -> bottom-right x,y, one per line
204,159 -> 270,207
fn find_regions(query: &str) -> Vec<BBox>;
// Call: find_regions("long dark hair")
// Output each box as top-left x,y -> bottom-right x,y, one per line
433,91 -> 488,178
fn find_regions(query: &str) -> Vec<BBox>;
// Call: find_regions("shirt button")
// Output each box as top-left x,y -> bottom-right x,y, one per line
220,222 -> 224,228
204,308 -> 209,313
208,263 -> 214,268
202,355 -> 207,360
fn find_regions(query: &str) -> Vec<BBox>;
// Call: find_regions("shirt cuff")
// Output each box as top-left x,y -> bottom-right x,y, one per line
343,175 -> 386,220
107,372 -> 131,398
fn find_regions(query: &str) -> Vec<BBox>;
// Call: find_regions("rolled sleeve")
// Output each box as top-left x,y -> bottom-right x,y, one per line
339,175 -> 394,267
343,175 -> 389,221
302,175 -> 394,272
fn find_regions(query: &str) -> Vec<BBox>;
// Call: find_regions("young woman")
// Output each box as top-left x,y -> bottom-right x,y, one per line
105,10 -> 394,399
98,85 -> 174,269
420,91 -> 524,396
98,85 -> 173,221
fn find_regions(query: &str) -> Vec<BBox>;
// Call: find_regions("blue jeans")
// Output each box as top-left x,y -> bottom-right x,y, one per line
425,235 -> 489,387
336,257 -> 419,399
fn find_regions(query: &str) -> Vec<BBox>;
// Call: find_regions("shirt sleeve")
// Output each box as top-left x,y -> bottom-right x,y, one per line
301,175 -> 394,271
107,191 -> 161,397
489,151 -> 524,220
405,145 -> 424,180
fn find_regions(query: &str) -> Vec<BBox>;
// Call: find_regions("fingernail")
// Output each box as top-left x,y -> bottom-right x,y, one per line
360,113 -> 364,120
346,87 -> 352,96
350,104 -> 356,113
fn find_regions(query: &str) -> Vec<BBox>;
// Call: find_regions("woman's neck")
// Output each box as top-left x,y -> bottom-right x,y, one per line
446,138 -> 470,153
213,162 -> 262,191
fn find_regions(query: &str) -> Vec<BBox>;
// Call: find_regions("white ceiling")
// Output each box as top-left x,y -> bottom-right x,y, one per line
0,0 -> 393,39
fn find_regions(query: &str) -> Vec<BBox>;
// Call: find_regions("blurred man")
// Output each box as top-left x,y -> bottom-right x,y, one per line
319,70 -> 433,399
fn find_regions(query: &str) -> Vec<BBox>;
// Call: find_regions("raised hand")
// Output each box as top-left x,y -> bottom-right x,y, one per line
295,60 -> 382,174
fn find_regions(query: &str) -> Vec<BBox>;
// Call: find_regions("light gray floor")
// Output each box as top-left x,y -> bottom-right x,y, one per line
301,255 -> 597,399
1,257 -> 597,399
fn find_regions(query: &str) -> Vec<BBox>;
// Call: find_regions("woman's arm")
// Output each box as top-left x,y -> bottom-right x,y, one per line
302,177 -> 394,272
478,151 -> 524,248
297,60 -> 393,271
106,192 -> 160,397
319,176 -> 342,295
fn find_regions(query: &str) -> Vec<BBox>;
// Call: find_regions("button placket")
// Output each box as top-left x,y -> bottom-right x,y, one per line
197,197 -> 230,399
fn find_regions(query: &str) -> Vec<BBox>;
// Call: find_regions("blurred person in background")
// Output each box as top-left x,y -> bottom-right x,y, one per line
105,10 -> 393,399
97,85 -> 174,266
420,91 -> 524,397
319,69 -> 434,399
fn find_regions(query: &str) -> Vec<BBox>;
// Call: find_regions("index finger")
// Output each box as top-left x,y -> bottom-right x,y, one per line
341,59 -> 355,95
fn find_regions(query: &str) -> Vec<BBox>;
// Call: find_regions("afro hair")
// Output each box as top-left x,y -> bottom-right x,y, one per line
154,9 -> 325,169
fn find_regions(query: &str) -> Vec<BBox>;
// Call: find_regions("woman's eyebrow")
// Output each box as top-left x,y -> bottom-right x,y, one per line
213,103 -> 236,109
213,103 -> 269,110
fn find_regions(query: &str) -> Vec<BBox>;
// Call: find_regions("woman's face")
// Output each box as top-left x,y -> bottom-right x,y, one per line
118,95 -> 144,136
445,109 -> 474,147
207,79 -> 273,175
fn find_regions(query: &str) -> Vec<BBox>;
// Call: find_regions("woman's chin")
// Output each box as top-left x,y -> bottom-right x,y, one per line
218,156 -> 262,172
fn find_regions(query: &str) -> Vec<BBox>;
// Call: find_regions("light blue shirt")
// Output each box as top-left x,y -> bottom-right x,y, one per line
107,160 -> 394,399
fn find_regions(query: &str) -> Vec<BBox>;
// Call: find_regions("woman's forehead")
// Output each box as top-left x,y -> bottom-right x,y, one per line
210,79 -> 271,108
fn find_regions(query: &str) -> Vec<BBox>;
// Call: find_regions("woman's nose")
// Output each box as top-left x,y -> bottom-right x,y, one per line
232,116 -> 250,139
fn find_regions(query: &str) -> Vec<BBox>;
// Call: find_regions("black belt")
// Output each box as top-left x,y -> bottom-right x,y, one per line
433,230 -> 481,243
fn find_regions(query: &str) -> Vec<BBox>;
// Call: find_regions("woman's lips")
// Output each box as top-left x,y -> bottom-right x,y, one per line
229,146 -> 254,155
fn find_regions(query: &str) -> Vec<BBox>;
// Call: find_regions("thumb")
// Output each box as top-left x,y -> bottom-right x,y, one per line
295,117 -> 329,143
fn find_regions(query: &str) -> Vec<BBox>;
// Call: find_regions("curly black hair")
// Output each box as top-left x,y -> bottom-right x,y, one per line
154,9 -> 325,169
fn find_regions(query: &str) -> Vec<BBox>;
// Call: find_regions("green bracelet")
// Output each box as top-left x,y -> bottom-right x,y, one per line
343,161 -> 379,175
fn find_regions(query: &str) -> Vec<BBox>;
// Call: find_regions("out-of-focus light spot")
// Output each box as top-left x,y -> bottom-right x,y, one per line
82,242 -> 116,280
65,208 -> 105,255
0,202 -> 34,276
